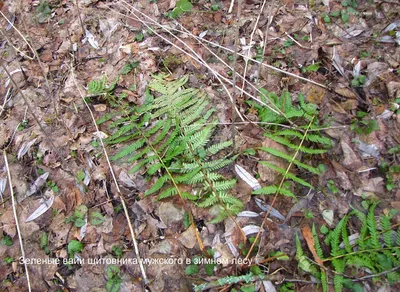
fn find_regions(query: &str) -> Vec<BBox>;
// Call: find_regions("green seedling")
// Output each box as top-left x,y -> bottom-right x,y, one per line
106,265 -> 122,292
66,205 -> 88,228
1,235 -> 12,246
170,0 -> 193,19
40,232 -> 50,254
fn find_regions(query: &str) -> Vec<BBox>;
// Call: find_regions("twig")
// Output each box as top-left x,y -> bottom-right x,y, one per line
231,0 -> 242,149
3,150 -> 32,292
0,11 -> 35,60
69,64 -> 149,285
240,0 -> 267,95
74,0 -> 86,34
352,265 -> 400,282
228,0 -> 235,14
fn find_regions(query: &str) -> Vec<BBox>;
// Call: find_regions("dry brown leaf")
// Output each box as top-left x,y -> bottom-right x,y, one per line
335,87 -> 357,99
301,225 -> 324,267
339,99 -> 358,110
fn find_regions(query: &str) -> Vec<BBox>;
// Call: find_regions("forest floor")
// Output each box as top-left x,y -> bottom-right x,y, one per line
0,0 -> 400,291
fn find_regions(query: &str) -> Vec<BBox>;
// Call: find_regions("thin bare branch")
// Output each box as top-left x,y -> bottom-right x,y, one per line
3,150 -> 32,292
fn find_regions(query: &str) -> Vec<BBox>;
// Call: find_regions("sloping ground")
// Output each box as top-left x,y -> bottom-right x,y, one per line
0,0 -> 399,291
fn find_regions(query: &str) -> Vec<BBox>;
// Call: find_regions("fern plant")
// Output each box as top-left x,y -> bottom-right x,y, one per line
97,74 -> 242,223
251,88 -> 332,198
296,201 -> 400,292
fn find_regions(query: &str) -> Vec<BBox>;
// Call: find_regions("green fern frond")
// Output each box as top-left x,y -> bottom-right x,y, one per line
111,138 -> 146,161
97,74 -> 240,223
206,141 -> 233,155
258,147 -> 321,175
157,187 -> 178,200
145,175 -> 170,196
265,134 -> 327,154
367,201 -> 380,249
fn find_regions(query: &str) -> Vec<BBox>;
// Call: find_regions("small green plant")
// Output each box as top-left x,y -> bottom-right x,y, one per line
112,246 -> 123,258
170,0 -> 193,19
283,39 -> 294,48
17,119 -> 29,131
351,75 -> 366,87
301,63 -> 320,73
47,180 -> 59,193
135,32 -> 144,42
120,61 -> 139,75
185,249 -> 216,276
296,200 -> 400,292
359,50 -> 370,58
35,0 -> 51,23
4,257 -> 13,264
1,235 -> 12,246
40,232 -> 50,255
321,13 -> 331,23
106,265 -> 122,292
66,205 -> 88,228
210,4 -> 219,11
379,146 -> 400,191
327,179 -> 339,194
89,211 -> 105,226
350,111 -> 379,135
67,239 -> 84,257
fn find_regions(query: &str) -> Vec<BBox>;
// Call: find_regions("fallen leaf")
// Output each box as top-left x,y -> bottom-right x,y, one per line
17,138 -> 37,160
334,87 -> 357,99
234,164 -> 261,190
301,225 -> 324,267
25,193 -> 54,222
25,172 -> 49,199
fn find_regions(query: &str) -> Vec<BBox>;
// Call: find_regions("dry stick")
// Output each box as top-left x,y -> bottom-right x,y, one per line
0,11 -> 35,60
256,7 -> 272,82
231,0 -> 242,149
74,0 -> 86,34
240,0 -> 267,95
174,23 -> 287,120
116,1 -> 245,122
115,2 -> 285,120
245,116 -> 316,262
3,150 -> 32,292
69,66 -> 148,285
